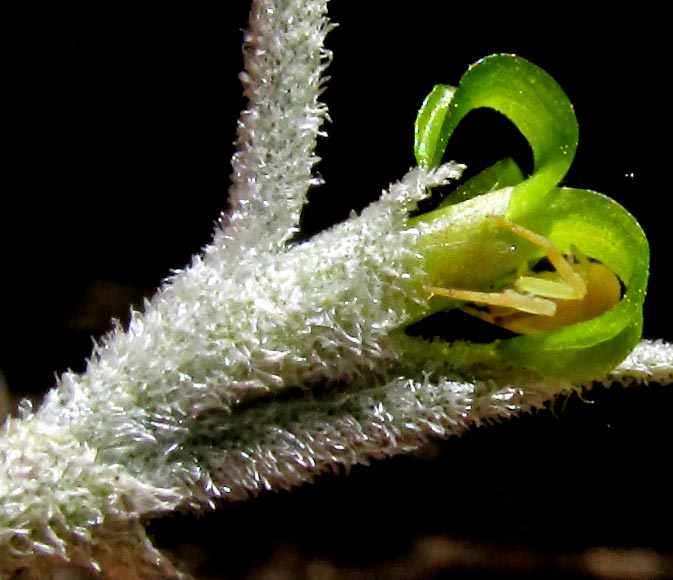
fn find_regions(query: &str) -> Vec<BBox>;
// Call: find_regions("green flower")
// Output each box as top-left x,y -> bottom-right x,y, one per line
410,54 -> 649,382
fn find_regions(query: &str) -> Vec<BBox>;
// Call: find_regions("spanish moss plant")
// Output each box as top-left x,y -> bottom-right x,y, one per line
1,2 -> 671,579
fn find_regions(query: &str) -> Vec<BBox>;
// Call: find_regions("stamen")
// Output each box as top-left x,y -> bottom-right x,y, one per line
425,287 -> 557,316
491,216 -> 587,299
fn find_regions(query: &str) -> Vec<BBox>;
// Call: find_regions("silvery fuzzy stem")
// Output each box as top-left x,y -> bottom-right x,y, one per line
37,164 -> 463,493
3,155 -> 596,578
608,339 -> 673,386
0,413 -> 185,579
224,0 -> 332,252
1,162 -> 488,578
0,157 -> 568,577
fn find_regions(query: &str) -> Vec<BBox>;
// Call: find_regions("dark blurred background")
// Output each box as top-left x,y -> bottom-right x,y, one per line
2,3 -> 671,578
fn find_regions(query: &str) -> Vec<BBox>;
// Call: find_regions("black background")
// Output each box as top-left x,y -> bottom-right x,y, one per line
3,4 -> 672,578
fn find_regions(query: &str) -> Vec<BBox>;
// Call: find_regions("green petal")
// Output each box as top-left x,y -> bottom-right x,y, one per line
438,158 -> 524,207
414,84 -> 455,170
414,54 -> 578,219
497,187 -> 649,382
